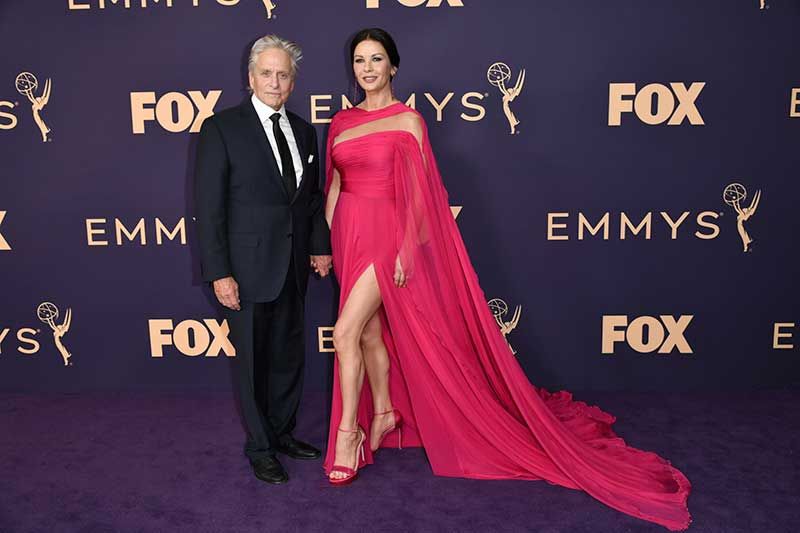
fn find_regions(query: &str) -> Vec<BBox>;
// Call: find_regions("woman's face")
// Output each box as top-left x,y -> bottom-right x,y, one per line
353,39 -> 397,94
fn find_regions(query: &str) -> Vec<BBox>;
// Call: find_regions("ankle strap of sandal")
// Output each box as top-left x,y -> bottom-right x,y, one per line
374,408 -> 396,416
337,426 -> 360,433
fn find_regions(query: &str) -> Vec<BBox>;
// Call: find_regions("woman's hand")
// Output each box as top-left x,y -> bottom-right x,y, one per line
394,255 -> 407,288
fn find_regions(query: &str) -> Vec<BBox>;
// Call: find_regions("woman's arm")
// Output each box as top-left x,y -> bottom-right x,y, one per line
325,168 -> 341,229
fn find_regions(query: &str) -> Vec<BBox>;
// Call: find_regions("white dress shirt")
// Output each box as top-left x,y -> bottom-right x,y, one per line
251,94 -> 304,186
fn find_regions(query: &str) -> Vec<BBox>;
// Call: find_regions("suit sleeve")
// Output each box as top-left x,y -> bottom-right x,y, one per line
308,126 -> 332,255
194,117 -> 232,282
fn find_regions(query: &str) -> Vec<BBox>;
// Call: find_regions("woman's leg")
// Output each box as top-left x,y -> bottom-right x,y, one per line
359,312 -> 397,451
329,265 -> 383,479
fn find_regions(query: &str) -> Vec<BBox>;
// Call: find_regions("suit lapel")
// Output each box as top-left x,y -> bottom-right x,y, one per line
241,99 -> 289,201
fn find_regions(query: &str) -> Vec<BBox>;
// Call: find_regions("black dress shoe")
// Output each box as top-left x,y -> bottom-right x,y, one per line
250,456 -> 289,484
276,436 -> 322,460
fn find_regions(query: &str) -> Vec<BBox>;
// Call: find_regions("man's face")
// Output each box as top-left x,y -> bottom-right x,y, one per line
249,48 -> 295,110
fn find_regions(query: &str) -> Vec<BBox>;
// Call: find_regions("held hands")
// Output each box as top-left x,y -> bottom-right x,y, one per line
213,276 -> 241,311
311,255 -> 333,277
394,255 -> 407,288
214,256 -> 332,310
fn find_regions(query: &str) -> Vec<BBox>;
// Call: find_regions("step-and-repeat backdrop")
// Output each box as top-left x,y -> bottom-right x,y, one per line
1,0 -> 797,392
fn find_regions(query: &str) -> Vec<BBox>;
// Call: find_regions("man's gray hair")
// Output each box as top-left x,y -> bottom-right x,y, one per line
248,34 -> 303,78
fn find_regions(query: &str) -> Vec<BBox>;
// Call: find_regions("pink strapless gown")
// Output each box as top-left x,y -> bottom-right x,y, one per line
323,102 -> 691,531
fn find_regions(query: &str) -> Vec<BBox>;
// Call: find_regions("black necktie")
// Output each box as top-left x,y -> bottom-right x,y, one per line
269,112 -> 296,197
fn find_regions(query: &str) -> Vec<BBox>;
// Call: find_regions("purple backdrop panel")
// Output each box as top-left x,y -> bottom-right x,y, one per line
1,0 -> 797,392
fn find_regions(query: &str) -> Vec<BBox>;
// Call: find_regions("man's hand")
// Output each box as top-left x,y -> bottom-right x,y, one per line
310,255 -> 333,278
213,276 -> 241,311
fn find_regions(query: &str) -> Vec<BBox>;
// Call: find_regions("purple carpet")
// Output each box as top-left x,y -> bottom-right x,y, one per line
1,390 -> 798,532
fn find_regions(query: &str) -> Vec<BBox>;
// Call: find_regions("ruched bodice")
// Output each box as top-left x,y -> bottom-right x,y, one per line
332,131 -> 407,199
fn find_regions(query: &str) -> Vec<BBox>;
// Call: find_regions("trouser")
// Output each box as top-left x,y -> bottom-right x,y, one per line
224,257 -> 304,461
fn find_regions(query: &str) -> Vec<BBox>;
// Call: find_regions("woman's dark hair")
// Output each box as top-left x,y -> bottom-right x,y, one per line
350,28 -> 401,75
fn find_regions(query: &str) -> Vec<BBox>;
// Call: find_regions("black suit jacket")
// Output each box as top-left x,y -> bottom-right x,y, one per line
194,98 -> 331,302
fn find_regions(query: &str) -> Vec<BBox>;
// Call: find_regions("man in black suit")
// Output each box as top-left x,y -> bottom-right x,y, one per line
194,35 -> 332,484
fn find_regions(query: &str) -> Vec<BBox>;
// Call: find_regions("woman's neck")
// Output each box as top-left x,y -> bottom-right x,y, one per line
360,89 -> 397,111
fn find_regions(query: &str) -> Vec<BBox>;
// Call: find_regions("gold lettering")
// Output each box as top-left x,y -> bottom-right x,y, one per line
0,102 -> 18,130
668,82 -> 705,126
620,212 -> 652,240
773,322 -> 795,349
148,319 -> 173,357
155,218 -> 186,245
365,0 -> 465,6
310,95 -> 331,125
608,83 -> 636,126
17,328 -> 40,355
86,218 -> 109,246
172,320 -> 209,356
577,212 -> 609,240
634,83 -> 674,125
68,0 -> 91,9
658,315 -> 693,354
460,92 -> 485,122
695,211 -> 720,240
424,92 -> 454,122
601,316 -> 627,354
0,329 -> 8,354
790,89 -> 800,118
546,212 -> 569,241
188,90 -> 220,133
130,92 -> 156,134
115,218 -> 146,245
99,0 -> 133,9
318,326 -> 334,353
204,319 -> 235,357
659,211 -> 690,240
626,316 -> 665,353
155,92 -> 194,133
0,211 -> 9,250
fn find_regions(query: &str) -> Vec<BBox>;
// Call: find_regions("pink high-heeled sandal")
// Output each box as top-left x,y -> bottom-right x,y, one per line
328,426 -> 366,486
371,408 -> 404,452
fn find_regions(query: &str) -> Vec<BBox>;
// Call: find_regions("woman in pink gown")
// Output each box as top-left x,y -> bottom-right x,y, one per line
323,28 -> 691,531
